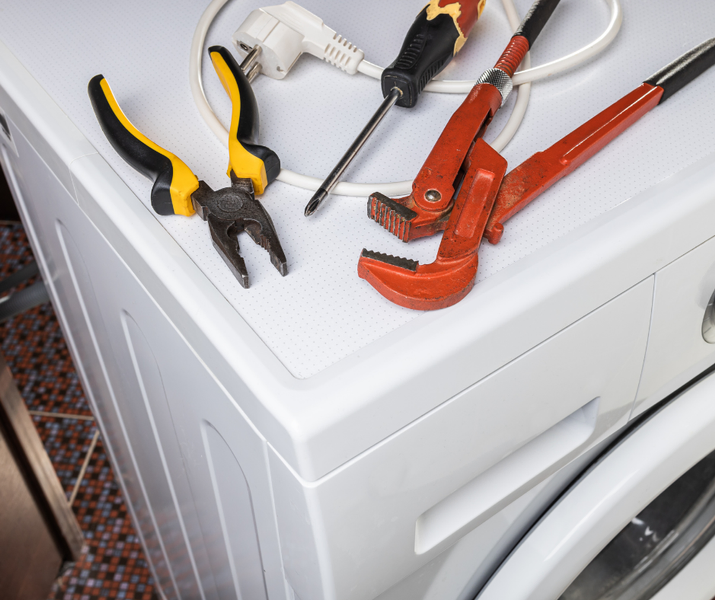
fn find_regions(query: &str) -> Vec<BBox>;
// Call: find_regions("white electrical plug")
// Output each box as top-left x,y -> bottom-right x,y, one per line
232,1 -> 364,80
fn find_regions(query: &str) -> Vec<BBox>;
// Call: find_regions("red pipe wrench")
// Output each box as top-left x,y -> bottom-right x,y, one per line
359,36 -> 715,310
357,0 -> 560,310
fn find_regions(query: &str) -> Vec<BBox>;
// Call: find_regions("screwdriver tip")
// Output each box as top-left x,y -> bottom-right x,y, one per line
304,189 -> 328,217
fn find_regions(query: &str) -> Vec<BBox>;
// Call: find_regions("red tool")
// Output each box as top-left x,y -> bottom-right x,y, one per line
364,0 -> 561,241
359,36 -> 715,310
360,138 -> 506,309
305,0 -> 487,216
358,0 -> 562,310
484,83 -> 663,245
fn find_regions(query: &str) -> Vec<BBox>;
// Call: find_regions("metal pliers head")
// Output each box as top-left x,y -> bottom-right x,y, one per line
191,174 -> 287,288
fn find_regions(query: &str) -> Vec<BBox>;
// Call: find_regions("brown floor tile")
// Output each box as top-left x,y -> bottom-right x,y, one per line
51,436 -> 156,600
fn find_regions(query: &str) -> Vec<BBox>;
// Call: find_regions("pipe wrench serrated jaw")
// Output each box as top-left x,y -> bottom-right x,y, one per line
367,84 -> 503,244
359,139 -> 507,310
358,250 -> 480,311
367,192 -> 452,242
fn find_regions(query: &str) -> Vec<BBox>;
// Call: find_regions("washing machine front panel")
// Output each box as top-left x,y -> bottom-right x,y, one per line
477,370 -> 715,600
269,279 -> 653,600
635,234 -> 715,416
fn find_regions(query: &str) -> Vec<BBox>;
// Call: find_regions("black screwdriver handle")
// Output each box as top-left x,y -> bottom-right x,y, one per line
645,37 -> 715,103
381,0 -> 486,108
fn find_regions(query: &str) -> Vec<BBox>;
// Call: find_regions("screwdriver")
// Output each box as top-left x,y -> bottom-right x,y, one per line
304,0 -> 487,217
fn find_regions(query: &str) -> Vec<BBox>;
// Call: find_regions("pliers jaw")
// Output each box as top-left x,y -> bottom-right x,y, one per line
191,173 -> 288,289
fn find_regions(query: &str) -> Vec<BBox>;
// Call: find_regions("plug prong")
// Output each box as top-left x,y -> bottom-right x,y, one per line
240,45 -> 262,74
246,63 -> 262,83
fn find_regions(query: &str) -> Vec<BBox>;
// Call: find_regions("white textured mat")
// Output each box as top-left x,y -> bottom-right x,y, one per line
1,0 -> 714,377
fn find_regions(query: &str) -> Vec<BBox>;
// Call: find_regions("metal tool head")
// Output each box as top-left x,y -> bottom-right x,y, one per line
191,174 -> 288,288
367,84 -> 504,243
358,249 -> 480,310
360,139 -> 507,310
368,191 -> 451,242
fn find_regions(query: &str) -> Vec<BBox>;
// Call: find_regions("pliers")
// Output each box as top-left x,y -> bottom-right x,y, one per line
359,19 -> 715,309
88,45 -> 287,288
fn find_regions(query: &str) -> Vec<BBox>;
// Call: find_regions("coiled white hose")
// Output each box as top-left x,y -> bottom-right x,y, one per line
190,0 -> 622,196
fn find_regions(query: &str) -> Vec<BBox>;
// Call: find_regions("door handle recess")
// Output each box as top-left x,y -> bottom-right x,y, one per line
415,397 -> 600,554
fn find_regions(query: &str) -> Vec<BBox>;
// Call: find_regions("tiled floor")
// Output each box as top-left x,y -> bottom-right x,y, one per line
0,221 -> 157,600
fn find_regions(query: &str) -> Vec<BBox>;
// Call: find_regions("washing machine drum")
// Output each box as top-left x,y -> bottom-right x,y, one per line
477,370 -> 715,600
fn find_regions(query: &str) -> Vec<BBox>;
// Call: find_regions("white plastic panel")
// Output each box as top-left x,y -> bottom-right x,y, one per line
202,423 -> 268,600
70,154 -> 289,600
0,0 -> 713,378
56,222 -> 193,599
374,437 -> 615,600
1,124 -> 180,596
414,399 -> 599,555
0,41 -> 96,196
4,120 -> 285,600
60,192 -> 281,599
269,278 -> 652,600
477,370 -> 715,600
634,234 -> 715,417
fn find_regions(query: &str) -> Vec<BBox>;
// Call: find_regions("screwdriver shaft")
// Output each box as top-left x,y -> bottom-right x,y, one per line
304,87 -> 402,216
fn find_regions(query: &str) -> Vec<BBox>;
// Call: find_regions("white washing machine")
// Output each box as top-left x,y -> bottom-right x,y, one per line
1,0 -> 715,599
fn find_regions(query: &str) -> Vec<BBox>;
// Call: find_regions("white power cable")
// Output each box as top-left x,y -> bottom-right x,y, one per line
190,0 -> 621,196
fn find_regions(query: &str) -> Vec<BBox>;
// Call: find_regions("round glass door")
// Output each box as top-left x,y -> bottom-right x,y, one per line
560,448 -> 715,600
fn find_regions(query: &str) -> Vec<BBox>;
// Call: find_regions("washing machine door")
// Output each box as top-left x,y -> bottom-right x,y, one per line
476,369 -> 715,600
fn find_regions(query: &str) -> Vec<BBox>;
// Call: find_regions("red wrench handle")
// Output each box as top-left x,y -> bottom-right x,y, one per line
486,37 -> 715,243
484,83 -> 663,244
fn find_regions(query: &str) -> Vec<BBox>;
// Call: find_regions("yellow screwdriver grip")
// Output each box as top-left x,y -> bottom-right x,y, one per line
209,46 -> 280,195
87,75 -> 199,216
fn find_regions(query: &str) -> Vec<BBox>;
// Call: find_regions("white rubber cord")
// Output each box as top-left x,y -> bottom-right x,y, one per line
190,0 -> 621,197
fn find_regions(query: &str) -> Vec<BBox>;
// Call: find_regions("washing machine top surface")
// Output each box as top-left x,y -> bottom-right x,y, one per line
1,0 -> 714,381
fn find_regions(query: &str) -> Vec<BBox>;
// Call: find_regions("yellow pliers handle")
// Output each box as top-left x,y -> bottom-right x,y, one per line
88,45 -> 279,217
87,75 -> 199,216
209,45 -> 280,195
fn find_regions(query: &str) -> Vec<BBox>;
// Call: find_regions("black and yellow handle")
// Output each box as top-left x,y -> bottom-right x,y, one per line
208,46 -> 280,195
381,0 -> 486,109
87,75 -> 199,216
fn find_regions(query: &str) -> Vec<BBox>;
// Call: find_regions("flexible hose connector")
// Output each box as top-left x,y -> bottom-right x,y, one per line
476,68 -> 514,105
